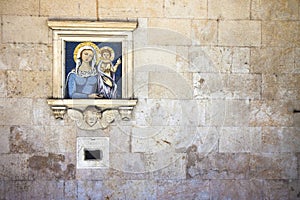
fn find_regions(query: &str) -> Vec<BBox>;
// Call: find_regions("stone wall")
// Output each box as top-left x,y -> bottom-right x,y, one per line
0,0 -> 299,199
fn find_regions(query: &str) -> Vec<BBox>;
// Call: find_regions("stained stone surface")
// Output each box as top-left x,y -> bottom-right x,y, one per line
148,18 -> 192,45
98,0 -> 164,18
0,70 -> 7,97
189,46 -> 250,73
157,180 -> 210,199
40,0 -> 97,19
191,20 -> 218,45
262,74 -> 300,100
193,73 -> 261,99
262,21 -> 300,47
249,153 -> 298,179
210,179 -> 264,199
218,20 -> 261,46
261,127 -> 300,153
208,0 -> 251,19
0,0 -> 299,199
0,44 -> 52,71
164,0 -> 207,19
7,70 -> 52,98
2,16 -> 49,44
251,0 -> 299,20
0,0 -> 39,16
250,47 -> 296,74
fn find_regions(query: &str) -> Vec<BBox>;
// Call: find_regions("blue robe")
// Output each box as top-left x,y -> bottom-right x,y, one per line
67,72 -> 98,99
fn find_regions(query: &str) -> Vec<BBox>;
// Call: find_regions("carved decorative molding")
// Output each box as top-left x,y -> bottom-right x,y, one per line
47,20 -> 138,130
47,99 -> 137,129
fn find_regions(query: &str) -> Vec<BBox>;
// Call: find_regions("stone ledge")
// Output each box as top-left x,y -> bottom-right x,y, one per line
47,99 -> 138,129
47,20 -> 138,31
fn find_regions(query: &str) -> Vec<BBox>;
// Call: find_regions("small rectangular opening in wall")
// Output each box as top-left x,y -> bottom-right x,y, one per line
84,149 -> 102,160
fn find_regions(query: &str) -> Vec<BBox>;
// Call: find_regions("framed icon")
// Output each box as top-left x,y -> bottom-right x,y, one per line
47,21 -> 138,124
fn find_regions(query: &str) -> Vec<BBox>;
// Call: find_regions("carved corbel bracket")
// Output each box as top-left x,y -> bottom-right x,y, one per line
47,99 -> 137,130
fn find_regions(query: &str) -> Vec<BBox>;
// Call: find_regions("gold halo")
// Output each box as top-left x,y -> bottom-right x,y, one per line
99,46 -> 115,61
73,42 -> 100,63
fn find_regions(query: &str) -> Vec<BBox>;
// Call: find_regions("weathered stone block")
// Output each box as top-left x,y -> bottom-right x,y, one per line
251,0 -> 299,20
189,46 -> 230,72
0,98 -> 33,125
149,72 -> 193,99
187,151 -> 250,179
250,100 -> 293,127
9,125 -> 43,154
102,180 -> 157,199
262,21 -> 299,47
263,180 -> 289,200
109,126 -> 131,153
77,181 -> 103,200
134,71 -> 149,98
134,99 -> 203,127
249,153 -> 298,179
0,44 -> 52,71
148,18 -> 192,45
218,20 -> 261,46
40,0 -> 97,19
189,46 -> 250,73
208,0 -> 250,19
2,16 -> 49,44
0,70 -> 7,97
44,126 -> 76,153
7,70 -> 52,98
0,126 -> 10,154
76,168 -> 110,181
262,127 -> 300,153
194,73 -> 261,99
157,180 -> 210,199
250,47 -> 295,73
188,127 -> 219,153
219,127 -> 261,153
210,179 -> 263,199
133,18 -> 148,48
135,44 -> 190,72
98,0 -> 164,18
132,126 -> 178,153
262,74 -> 300,100
28,153 -> 75,180
205,100 -> 251,126
32,99 -> 62,126
289,180 -> 300,200
296,48 -> 300,73
232,47 -> 251,73
0,154 -> 30,180
0,181 -> 29,199
0,180 -> 65,199
64,181 -> 77,200
191,20 -> 218,45
175,46 -> 190,72
298,153 -> 300,179
134,45 -> 177,71
165,0 -> 207,19
110,153 -> 145,174
0,0 -> 39,16
145,151 -> 186,179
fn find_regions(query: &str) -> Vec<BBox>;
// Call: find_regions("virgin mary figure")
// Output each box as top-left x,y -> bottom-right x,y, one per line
66,42 -> 101,99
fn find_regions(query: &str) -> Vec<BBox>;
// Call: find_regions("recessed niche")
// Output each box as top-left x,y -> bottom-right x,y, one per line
84,149 -> 102,161
77,137 -> 109,169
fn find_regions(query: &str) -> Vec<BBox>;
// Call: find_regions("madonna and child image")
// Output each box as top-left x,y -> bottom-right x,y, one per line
66,41 -> 122,99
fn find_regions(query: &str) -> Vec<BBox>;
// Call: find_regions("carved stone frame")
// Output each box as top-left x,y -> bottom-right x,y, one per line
47,20 -> 138,129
